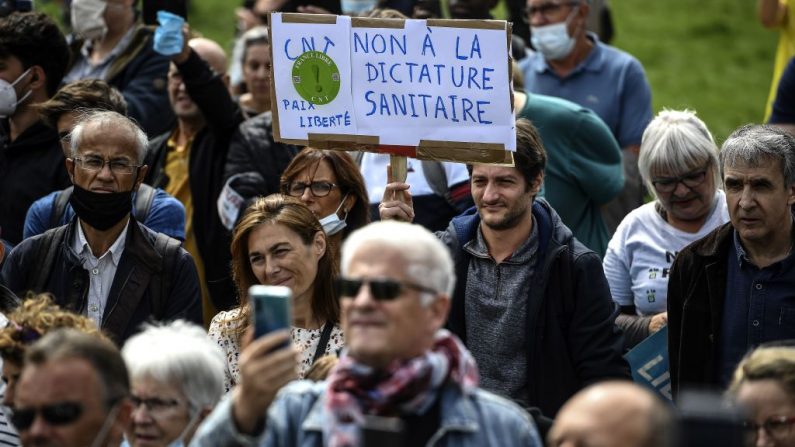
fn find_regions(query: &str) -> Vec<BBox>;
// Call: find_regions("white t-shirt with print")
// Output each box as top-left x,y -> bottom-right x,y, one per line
361,153 -> 470,203
603,190 -> 730,315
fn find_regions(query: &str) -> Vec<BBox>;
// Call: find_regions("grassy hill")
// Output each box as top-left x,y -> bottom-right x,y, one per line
38,0 -> 777,142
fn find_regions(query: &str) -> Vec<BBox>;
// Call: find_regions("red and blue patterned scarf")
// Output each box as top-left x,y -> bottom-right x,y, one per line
323,329 -> 479,447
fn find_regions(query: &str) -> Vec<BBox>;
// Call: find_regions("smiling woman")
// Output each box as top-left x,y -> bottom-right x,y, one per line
208,195 -> 343,391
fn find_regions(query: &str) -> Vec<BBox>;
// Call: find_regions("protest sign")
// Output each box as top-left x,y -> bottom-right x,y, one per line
269,12 -> 515,164
624,326 -> 673,402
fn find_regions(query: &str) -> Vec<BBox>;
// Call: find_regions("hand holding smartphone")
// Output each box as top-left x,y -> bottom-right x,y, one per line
249,285 -> 292,341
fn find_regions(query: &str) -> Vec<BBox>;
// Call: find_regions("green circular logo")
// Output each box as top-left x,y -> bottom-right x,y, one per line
291,51 -> 341,105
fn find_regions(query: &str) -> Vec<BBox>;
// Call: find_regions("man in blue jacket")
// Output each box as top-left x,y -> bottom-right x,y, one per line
0,110 -> 201,344
380,118 -> 630,425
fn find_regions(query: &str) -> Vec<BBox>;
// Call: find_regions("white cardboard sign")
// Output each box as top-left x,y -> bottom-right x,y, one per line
270,13 -> 515,152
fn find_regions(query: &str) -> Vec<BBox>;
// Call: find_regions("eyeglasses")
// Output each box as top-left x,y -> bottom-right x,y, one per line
58,130 -> 71,144
10,401 -> 83,431
73,156 -> 141,175
285,181 -> 337,198
525,1 -> 578,19
334,277 -> 438,301
130,396 -> 181,415
743,416 -> 795,443
650,165 -> 709,194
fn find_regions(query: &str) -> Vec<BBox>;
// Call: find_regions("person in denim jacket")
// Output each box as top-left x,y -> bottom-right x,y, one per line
191,221 -> 542,447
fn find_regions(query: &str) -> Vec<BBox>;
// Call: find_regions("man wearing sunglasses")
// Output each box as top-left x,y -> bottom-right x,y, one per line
192,220 -> 543,446
13,328 -> 133,447
379,118 -> 629,434
519,0 -> 652,235
0,110 -> 202,344
668,125 -> 795,398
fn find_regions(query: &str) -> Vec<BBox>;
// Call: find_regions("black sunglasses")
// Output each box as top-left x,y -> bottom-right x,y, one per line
10,401 -> 83,431
334,277 -> 438,301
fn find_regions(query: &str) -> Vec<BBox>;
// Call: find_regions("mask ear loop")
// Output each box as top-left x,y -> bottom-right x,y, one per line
89,401 -> 122,447
10,68 -> 33,107
335,191 -> 351,219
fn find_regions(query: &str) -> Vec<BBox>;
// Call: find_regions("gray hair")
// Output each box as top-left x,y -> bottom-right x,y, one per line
341,221 -> 455,303
121,320 -> 225,414
720,124 -> 795,187
26,328 -> 129,406
638,109 -> 720,200
70,109 -> 149,164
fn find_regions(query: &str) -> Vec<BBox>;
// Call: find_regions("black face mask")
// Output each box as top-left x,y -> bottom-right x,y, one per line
69,184 -> 133,231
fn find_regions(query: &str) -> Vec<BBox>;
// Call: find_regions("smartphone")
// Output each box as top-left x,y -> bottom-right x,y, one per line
249,285 -> 292,340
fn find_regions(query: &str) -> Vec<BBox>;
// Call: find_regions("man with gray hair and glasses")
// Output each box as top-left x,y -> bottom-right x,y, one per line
668,124 -> 795,398
0,110 -> 201,344
13,328 -> 133,447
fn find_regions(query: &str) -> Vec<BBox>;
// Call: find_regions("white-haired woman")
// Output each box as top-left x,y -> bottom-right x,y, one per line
121,320 -> 225,447
603,109 -> 730,349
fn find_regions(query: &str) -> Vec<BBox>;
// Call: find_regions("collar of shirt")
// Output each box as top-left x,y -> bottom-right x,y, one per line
464,216 -> 539,264
73,218 -> 130,267
79,25 -> 137,68
531,32 -> 605,76
732,228 -> 795,272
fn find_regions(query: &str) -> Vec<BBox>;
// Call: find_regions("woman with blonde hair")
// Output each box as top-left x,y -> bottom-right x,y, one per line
209,195 -> 343,391
729,344 -> 795,447
0,293 -> 105,411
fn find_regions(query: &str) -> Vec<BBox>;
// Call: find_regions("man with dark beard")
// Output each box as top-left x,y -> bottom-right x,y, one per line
0,110 -> 201,344
379,118 -> 629,431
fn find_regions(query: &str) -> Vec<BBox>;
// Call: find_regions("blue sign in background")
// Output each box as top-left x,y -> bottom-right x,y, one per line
624,325 -> 672,401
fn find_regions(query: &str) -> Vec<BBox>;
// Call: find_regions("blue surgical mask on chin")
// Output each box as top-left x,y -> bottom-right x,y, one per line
318,192 -> 350,236
530,6 -> 579,60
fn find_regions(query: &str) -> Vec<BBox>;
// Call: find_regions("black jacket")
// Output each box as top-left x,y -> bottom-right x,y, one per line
0,217 -> 202,344
667,222 -> 733,398
223,112 -> 299,210
442,200 -> 630,417
144,49 -> 243,312
0,120 -> 70,246
68,24 -> 175,137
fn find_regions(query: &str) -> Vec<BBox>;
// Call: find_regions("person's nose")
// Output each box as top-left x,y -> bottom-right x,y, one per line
482,181 -> 500,202
738,185 -> 756,210
131,404 -> 154,424
672,180 -> 691,197
300,186 -> 313,203
96,161 -> 115,181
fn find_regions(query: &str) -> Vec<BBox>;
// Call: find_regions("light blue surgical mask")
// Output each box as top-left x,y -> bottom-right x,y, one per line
318,192 -> 350,236
530,6 -> 579,60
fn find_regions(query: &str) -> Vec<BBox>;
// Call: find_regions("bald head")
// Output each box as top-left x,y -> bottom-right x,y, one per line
548,382 -> 673,447
188,37 -> 227,75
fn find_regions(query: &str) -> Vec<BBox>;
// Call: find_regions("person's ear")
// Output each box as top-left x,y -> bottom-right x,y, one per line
65,157 -> 76,184
134,165 -> 149,191
427,293 -> 451,331
313,231 -> 327,258
28,66 -> 45,91
113,399 -> 135,440
529,171 -> 544,196
787,182 -> 795,207
342,194 -> 356,215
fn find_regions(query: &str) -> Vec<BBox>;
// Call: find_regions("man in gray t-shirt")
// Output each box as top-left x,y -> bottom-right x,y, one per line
380,118 -> 630,421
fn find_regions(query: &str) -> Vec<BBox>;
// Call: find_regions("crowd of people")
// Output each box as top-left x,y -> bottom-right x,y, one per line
0,0 -> 792,446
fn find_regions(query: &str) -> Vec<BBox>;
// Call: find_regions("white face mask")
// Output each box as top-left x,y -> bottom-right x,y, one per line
71,0 -> 108,41
318,192 -> 350,236
0,68 -> 33,117
530,6 -> 579,61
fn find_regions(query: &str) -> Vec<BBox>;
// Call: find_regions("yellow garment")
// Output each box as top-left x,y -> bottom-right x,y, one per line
765,0 -> 795,121
164,131 -> 217,327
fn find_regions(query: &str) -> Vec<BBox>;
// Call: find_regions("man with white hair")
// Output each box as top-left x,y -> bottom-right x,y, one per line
0,110 -> 201,344
121,320 -> 225,447
192,220 -> 543,446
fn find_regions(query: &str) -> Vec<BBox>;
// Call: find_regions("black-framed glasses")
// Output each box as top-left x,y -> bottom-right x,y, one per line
10,401 -> 83,431
524,1 -> 578,18
73,156 -> 141,175
130,396 -> 180,415
334,277 -> 438,301
651,165 -> 709,194
285,181 -> 337,198
743,415 -> 795,443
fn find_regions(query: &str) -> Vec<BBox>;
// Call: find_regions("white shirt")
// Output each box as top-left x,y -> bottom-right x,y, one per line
360,153 -> 470,203
603,191 -> 730,315
72,220 -> 129,326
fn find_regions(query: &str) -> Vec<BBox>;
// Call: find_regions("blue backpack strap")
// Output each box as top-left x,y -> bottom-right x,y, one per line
446,206 -> 480,343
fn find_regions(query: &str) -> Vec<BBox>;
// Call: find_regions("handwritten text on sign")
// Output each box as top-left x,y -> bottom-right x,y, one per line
270,14 -> 515,151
